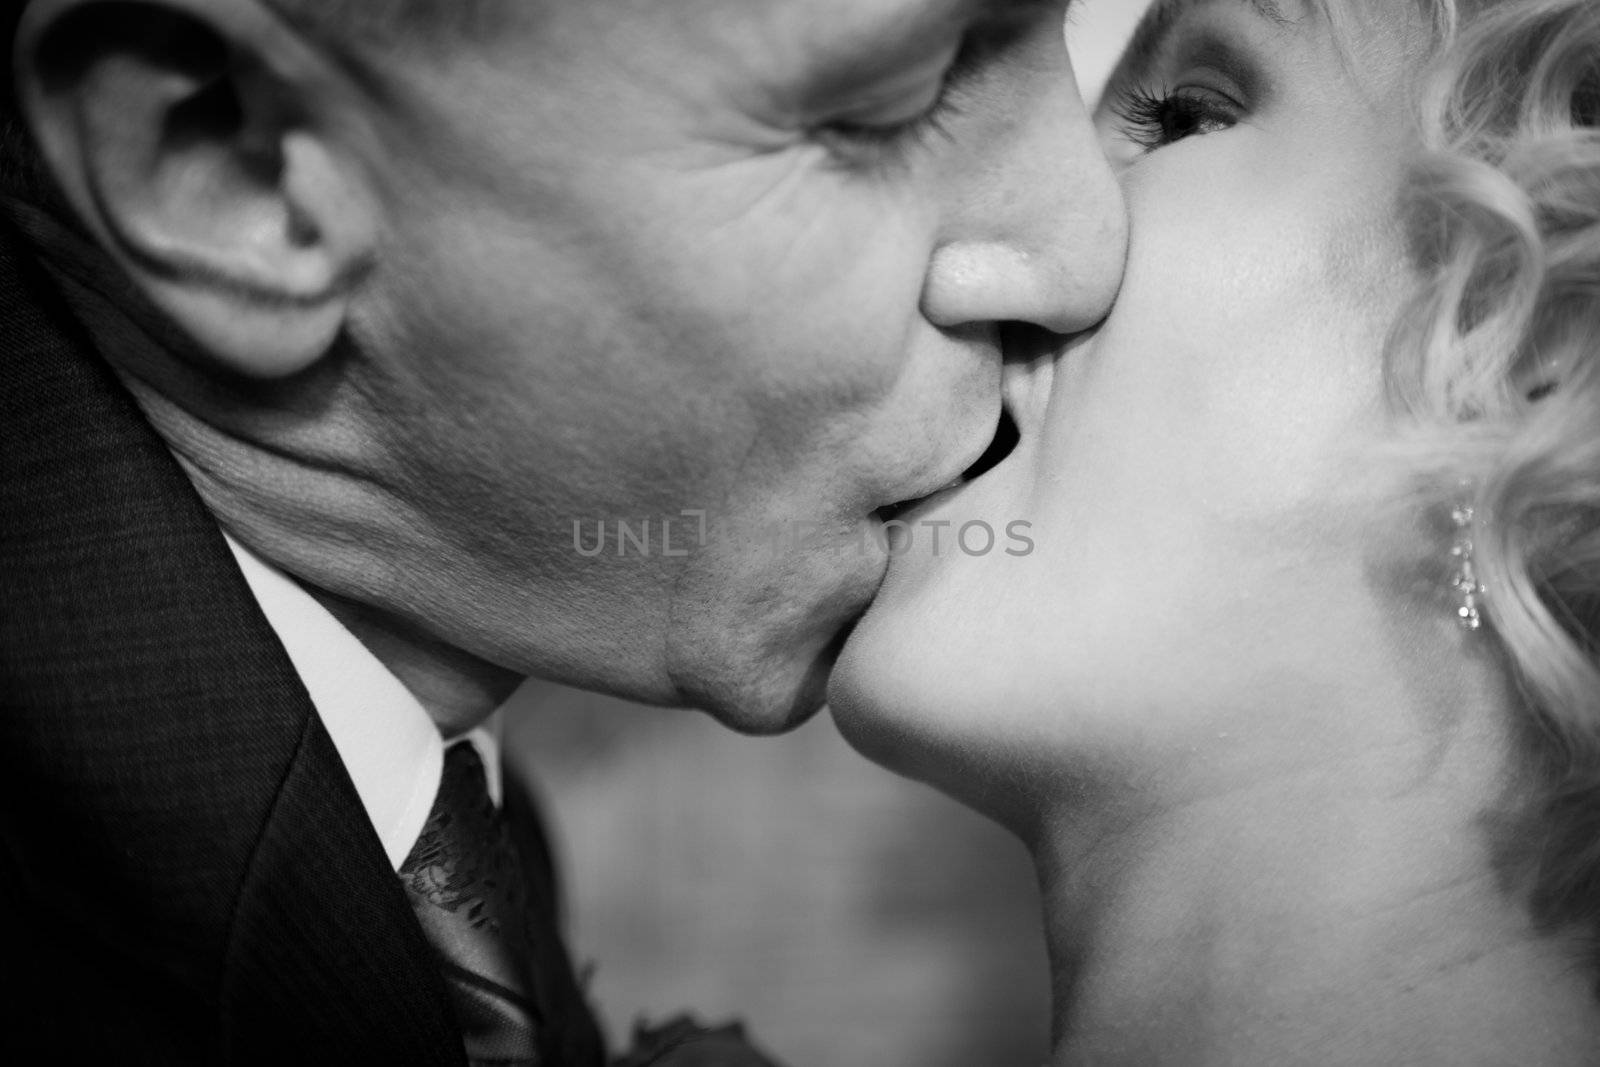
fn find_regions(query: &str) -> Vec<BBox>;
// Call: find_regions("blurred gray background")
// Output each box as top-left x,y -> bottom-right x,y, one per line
504,5 -> 1151,1064
508,694 -> 1050,1065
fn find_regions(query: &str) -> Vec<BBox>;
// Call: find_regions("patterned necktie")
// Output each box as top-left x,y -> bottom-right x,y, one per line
401,742 -> 605,1066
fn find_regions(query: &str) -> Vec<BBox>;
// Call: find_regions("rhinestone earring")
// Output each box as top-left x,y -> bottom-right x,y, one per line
1450,494 -> 1486,630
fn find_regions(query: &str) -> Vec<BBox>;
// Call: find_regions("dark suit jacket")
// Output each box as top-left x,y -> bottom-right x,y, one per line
0,213 -> 787,1067
0,215 -> 518,1065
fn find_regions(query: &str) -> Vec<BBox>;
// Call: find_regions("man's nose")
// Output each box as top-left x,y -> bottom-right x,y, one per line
920,53 -> 1128,336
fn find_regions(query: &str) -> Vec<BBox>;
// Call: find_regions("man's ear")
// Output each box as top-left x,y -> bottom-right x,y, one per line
14,0 -> 378,378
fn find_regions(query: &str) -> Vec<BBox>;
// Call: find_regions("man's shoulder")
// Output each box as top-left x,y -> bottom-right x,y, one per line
0,215 -> 461,1063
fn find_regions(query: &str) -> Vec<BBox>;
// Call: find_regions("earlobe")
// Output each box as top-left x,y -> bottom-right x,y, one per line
14,0 -> 377,378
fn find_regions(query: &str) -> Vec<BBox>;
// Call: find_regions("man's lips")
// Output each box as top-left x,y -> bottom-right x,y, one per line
960,404 -> 1021,482
874,406 -> 1020,524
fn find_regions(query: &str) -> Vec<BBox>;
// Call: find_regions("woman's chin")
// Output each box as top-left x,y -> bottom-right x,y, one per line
827,456 -> 1124,828
828,612 -> 949,778
829,575 -> 1051,832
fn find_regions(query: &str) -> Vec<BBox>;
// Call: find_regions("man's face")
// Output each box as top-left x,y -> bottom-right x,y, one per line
345,0 -> 1126,730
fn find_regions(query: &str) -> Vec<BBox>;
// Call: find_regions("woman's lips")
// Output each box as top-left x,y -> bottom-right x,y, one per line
874,492 -> 947,526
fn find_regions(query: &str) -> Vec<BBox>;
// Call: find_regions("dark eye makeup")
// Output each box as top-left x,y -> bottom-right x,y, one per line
1106,25 -> 1271,155
1113,84 -> 1245,151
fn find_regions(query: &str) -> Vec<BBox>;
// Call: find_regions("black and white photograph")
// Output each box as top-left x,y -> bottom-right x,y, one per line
4,0 -> 1599,1063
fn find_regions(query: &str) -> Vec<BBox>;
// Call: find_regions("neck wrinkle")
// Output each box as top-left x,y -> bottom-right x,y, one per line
8,199 -> 521,735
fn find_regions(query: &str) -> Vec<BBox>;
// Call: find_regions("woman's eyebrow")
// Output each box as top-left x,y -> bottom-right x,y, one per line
1119,0 -> 1294,77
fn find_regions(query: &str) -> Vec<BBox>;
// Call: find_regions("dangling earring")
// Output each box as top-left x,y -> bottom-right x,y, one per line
1449,490 -> 1485,631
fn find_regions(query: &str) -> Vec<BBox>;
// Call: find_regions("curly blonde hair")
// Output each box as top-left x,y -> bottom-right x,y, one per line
1386,0 -> 1600,975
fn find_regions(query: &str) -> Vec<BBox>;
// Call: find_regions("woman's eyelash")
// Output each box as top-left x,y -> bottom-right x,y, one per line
1113,85 -> 1242,152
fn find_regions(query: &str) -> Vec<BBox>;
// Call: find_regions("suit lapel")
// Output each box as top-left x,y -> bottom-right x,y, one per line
0,217 -> 463,1064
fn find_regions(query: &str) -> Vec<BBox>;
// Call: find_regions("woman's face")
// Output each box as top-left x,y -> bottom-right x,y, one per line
830,0 -> 1435,825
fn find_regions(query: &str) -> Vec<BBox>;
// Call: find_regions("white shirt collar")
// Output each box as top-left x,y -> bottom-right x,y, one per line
222,533 -> 500,871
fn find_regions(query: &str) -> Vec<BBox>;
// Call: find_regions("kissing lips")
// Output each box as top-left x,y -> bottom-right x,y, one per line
874,406 -> 1019,524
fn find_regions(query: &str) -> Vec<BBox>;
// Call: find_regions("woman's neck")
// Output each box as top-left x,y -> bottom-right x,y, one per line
1032,680 -> 1600,1066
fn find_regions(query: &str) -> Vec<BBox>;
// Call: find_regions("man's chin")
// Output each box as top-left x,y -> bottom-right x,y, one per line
673,607 -> 865,735
666,558 -> 884,734
686,654 -> 835,736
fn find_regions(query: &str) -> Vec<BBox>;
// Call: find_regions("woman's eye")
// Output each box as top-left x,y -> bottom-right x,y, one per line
1112,85 -> 1243,152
